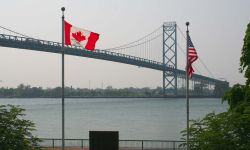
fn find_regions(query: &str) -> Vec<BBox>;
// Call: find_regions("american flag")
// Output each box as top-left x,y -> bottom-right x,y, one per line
187,34 -> 198,78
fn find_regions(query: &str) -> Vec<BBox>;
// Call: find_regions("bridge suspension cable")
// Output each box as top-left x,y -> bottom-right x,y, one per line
104,26 -> 163,62
0,25 -> 32,38
104,26 -> 162,50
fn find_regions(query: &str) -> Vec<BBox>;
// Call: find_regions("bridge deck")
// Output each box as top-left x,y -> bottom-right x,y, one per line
0,34 -> 224,84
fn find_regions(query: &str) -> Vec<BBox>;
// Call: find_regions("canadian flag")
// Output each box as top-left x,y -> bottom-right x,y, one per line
64,21 -> 99,51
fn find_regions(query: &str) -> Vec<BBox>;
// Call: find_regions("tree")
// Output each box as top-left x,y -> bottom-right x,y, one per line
0,105 -> 41,150
181,23 -> 250,149
240,23 -> 250,85
181,112 -> 238,150
181,88 -> 250,149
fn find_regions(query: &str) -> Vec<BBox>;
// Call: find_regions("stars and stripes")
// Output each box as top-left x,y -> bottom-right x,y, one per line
187,34 -> 198,78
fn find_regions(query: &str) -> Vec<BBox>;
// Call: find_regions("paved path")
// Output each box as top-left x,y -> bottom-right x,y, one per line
42,148 -> 182,150
43,148 -> 143,150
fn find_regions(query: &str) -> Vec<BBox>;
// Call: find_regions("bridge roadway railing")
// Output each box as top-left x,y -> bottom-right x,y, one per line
0,34 -> 226,86
0,34 -> 166,70
39,138 -> 186,150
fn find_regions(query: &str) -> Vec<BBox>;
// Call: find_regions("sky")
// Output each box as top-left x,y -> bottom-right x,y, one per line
0,0 -> 249,89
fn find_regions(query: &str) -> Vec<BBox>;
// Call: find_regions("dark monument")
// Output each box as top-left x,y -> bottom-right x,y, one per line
89,131 -> 119,150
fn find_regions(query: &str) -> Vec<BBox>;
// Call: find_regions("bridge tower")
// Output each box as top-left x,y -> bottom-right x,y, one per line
162,22 -> 177,96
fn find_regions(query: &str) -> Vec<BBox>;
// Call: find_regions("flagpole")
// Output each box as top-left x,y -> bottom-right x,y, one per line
61,7 -> 65,150
186,21 -> 190,150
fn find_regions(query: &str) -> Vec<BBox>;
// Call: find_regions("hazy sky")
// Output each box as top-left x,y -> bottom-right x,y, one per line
0,0 -> 249,88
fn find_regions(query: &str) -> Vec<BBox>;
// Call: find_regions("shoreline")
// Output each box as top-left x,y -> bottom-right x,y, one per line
0,96 -> 222,99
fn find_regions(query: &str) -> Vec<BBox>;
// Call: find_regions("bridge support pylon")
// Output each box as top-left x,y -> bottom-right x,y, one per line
162,22 -> 177,97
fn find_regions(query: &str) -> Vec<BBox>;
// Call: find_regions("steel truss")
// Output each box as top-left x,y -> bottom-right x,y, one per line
163,22 -> 177,96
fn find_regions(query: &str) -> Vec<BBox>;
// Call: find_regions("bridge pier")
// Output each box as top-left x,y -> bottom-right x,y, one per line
162,22 -> 177,97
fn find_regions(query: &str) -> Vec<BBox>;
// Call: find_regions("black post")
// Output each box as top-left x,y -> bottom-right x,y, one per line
61,7 -> 65,150
52,139 -> 55,148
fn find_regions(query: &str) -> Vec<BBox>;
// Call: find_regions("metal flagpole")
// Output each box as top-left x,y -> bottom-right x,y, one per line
61,7 -> 65,150
185,22 -> 190,150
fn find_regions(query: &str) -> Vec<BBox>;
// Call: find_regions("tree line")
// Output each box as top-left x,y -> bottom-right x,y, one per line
0,84 -> 164,98
0,83 -> 227,98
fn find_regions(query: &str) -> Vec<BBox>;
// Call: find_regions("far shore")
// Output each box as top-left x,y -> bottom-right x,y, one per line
0,95 -> 222,99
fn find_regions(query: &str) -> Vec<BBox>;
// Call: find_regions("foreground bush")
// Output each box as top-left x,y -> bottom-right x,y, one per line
0,105 -> 41,150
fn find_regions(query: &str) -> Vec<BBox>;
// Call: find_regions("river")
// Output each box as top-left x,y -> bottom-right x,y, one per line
0,98 -> 228,140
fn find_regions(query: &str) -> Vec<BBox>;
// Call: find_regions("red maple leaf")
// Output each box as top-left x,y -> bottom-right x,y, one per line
72,31 -> 86,42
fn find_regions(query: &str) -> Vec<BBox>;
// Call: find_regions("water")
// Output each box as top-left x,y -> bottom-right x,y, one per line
0,98 -> 228,140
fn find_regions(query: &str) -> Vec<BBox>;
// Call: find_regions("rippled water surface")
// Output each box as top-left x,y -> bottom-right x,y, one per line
0,98 -> 228,140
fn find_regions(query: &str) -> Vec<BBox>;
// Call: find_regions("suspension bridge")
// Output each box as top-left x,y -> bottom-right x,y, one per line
0,22 -> 229,97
